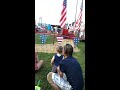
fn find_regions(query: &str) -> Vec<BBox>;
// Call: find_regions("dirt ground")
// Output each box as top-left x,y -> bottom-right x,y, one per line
35,39 -> 80,53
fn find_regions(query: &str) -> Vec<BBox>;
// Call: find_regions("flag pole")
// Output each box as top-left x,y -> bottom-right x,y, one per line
75,0 -> 78,23
78,0 -> 83,38
74,0 -> 78,36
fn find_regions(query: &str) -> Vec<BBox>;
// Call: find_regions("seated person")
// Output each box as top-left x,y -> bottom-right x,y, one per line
62,28 -> 68,35
61,26 -> 69,39
35,52 -> 44,71
47,44 -> 84,90
47,24 -> 51,33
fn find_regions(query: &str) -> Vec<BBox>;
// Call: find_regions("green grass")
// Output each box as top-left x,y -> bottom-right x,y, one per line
35,34 -> 57,44
35,34 -> 85,90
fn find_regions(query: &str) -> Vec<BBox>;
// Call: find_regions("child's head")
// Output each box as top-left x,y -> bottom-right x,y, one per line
56,46 -> 63,54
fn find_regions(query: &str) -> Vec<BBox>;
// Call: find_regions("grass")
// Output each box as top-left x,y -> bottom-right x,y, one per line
35,34 -> 57,44
35,34 -> 85,90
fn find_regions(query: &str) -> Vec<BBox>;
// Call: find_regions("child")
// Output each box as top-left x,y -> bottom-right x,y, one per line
51,46 -> 64,73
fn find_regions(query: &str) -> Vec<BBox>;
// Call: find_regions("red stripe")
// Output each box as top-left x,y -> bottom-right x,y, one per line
74,10 -> 82,30
77,13 -> 82,29
60,17 -> 66,28
60,10 -> 66,22
58,41 -> 62,42
60,11 -> 66,25
61,8 -> 65,15
60,0 -> 67,28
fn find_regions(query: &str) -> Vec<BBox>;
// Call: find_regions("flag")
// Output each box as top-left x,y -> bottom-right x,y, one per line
56,36 -> 64,44
40,34 -> 47,44
74,37 -> 80,46
60,0 -> 67,28
74,0 -> 83,30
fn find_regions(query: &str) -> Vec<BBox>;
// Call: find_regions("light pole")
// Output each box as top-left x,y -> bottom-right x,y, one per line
39,17 -> 42,26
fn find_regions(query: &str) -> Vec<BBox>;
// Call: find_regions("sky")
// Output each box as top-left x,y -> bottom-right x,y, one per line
35,0 -> 85,25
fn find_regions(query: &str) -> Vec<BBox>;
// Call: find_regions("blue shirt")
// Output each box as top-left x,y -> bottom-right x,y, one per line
47,24 -> 51,31
54,54 -> 63,66
59,56 -> 84,90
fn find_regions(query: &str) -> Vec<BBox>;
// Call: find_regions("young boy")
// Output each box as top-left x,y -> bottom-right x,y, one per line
51,46 -> 64,73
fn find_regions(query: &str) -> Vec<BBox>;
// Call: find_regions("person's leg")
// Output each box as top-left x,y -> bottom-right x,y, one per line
51,65 -> 57,73
47,72 -> 61,90
47,72 -> 72,90
37,60 -> 43,70
35,52 -> 39,63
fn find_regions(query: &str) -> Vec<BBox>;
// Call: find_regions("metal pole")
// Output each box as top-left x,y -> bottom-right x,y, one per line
39,17 -> 40,26
75,0 -> 78,22
39,17 -> 42,26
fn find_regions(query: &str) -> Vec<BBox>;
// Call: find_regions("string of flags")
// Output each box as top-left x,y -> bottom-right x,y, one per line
40,34 -> 48,44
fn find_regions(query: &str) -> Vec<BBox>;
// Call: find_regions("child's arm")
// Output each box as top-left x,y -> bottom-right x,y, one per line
51,56 -> 55,66
57,66 -> 63,77
62,56 -> 64,60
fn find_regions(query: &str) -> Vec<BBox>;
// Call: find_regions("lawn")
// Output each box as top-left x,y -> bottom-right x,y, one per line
35,34 -> 57,44
35,34 -> 85,90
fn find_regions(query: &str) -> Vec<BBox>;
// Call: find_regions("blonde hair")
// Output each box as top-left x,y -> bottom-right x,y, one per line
56,46 -> 63,54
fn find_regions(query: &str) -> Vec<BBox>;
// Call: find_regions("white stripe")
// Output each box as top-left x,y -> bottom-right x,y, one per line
57,38 -> 63,40
60,9 -> 66,23
60,8 -> 67,28
60,15 -> 66,25
57,37 -> 63,39
61,9 -> 67,16
61,20 -> 66,28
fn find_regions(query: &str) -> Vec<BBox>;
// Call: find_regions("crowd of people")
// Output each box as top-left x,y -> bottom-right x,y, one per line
35,23 -> 85,41
35,44 -> 84,90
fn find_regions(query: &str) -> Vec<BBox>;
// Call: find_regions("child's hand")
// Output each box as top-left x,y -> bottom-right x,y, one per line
51,56 -> 55,66
57,66 -> 60,74
51,63 -> 53,66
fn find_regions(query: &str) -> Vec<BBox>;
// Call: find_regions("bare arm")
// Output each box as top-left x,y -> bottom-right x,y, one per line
51,56 -> 55,66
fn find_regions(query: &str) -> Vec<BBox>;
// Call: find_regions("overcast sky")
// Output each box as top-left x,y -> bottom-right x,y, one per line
35,0 -> 85,25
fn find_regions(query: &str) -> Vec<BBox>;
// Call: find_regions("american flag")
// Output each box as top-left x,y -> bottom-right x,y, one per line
74,0 -> 83,30
60,0 -> 67,28
56,36 -> 64,44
